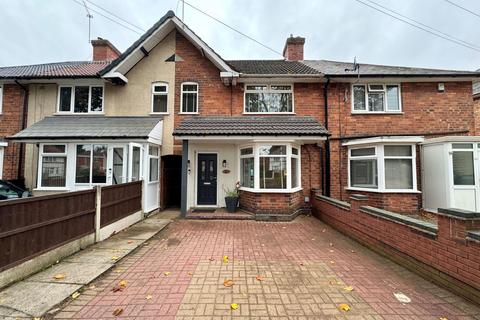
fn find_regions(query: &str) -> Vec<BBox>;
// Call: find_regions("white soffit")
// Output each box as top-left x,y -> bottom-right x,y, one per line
342,136 -> 424,146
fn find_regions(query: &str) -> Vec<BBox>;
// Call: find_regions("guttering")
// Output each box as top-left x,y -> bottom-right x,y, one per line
324,77 -> 331,197
326,73 -> 480,78
330,130 -> 469,141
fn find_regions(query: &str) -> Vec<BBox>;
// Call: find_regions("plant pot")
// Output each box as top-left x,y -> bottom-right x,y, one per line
225,196 -> 239,213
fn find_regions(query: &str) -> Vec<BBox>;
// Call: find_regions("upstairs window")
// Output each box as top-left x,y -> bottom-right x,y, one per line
245,84 -> 293,113
152,83 -> 168,113
58,85 -> 104,113
181,82 -> 198,113
352,84 -> 401,113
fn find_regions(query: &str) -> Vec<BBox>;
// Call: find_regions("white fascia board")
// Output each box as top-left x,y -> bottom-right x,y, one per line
330,76 -> 479,83
342,136 -> 424,146
148,120 -> 163,145
103,72 -> 128,83
421,136 -> 480,145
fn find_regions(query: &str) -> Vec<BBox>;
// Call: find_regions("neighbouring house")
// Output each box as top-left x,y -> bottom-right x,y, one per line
1,10 -> 480,217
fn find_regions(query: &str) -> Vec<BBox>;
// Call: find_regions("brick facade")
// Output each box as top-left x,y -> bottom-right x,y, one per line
239,189 -> 304,215
0,84 -> 26,182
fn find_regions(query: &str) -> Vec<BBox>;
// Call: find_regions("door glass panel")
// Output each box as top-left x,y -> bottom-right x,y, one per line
201,160 -> 206,180
112,147 -> 124,184
92,145 -> 107,183
453,151 -> 475,185
131,147 -> 141,181
75,145 -> 91,183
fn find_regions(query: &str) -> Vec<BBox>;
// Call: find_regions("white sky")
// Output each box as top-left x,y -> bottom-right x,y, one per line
1,0 -> 479,71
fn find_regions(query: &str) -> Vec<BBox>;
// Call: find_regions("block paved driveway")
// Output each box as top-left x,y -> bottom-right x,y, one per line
54,215 -> 480,319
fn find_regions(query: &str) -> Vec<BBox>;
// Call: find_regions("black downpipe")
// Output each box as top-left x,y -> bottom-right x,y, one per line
323,78 -> 331,197
15,80 -> 28,186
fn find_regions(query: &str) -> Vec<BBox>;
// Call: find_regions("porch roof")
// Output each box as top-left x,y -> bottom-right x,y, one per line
8,116 -> 163,142
173,116 -> 329,137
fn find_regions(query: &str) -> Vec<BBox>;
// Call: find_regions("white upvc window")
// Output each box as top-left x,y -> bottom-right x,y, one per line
148,145 -> 160,183
352,84 -> 401,113
57,85 -> 104,114
38,144 -> 68,188
0,84 -> 3,114
239,143 -> 301,192
75,144 -> 108,185
244,84 -> 294,113
180,82 -> 198,113
151,82 -> 168,114
348,144 -> 417,192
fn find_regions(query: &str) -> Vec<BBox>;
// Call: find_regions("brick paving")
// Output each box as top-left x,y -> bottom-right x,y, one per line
54,215 -> 480,319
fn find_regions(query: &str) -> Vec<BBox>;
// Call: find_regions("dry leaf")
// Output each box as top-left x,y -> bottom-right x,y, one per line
329,250 -> 334,253
127,240 -> 133,244
113,308 -> 124,316
53,273 -> 65,280
112,285 -> 124,292
164,271 -> 171,276
339,303 -> 350,312
351,250 -> 356,253
89,285 -> 96,290
223,279 -> 234,287
111,256 -> 119,261
439,317 -> 448,320
299,263 -> 304,266
146,295 -> 152,300
322,229 -> 326,233
187,272 -> 193,276
209,258 -> 215,261
255,275 -> 264,281
223,255 -> 229,263
330,261 -> 335,264
344,286 -> 354,292
230,303 -> 238,310
329,279 -> 338,285
115,269 -> 123,273
119,280 -> 128,287
71,292 -> 80,299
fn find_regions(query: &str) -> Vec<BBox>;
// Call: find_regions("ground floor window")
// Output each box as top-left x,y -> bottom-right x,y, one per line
75,144 -> 108,184
39,144 -> 67,187
348,144 -> 416,191
239,143 -> 301,191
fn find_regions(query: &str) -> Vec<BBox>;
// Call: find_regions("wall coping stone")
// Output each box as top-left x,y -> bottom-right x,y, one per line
438,208 -> 480,220
360,205 -> 438,236
467,230 -> 480,242
316,195 -> 351,210
350,194 -> 368,201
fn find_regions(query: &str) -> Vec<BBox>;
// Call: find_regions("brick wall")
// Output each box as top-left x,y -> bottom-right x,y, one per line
0,84 -> 26,181
239,189 -> 304,215
311,193 -> 480,303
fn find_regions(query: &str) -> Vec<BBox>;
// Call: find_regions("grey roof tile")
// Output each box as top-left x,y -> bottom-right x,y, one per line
173,116 -> 328,136
9,116 -> 162,140
0,61 -> 110,79
227,60 -> 321,75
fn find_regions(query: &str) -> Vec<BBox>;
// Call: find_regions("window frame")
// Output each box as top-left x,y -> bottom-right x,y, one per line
37,143 -> 68,190
180,82 -> 199,114
238,143 -> 301,193
57,84 -> 105,114
74,143 -> 108,185
347,144 -> 418,193
147,145 -> 160,183
351,83 -> 402,114
243,84 -> 295,114
151,82 -> 169,114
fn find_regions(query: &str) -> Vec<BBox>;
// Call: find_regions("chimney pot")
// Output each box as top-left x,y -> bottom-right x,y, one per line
91,37 -> 121,61
283,35 -> 305,61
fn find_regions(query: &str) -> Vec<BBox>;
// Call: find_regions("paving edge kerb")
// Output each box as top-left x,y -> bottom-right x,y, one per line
0,213 -> 172,318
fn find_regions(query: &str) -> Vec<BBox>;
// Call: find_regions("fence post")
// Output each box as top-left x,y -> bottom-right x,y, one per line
94,186 -> 102,242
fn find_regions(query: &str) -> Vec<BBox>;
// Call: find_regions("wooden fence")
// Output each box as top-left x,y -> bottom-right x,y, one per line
100,181 -> 142,227
0,190 -> 96,272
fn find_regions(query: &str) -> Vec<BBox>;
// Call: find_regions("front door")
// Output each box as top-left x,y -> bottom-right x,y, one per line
197,153 -> 217,205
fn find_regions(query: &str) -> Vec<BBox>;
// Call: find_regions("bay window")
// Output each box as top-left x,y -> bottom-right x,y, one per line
352,84 -> 401,113
244,84 -> 293,113
39,144 -> 67,188
75,144 -> 107,184
239,144 -> 300,191
349,144 -> 416,192
58,85 -> 104,113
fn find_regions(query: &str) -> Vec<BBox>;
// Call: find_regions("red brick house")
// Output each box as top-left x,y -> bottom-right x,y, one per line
2,11 -> 480,217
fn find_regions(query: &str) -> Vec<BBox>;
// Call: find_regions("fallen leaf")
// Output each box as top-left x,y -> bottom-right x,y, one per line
351,250 -> 356,253
113,308 -> 124,316
329,279 -> 338,285
339,303 -> 350,312
115,269 -> 123,273
330,261 -> 335,264
209,258 -> 215,261
223,279 -> 234,287
53,273 -> 66,280
111,256 -> 119,261
71,292 -> 80,299
394,292 -> 411,303
146,295 -> 152,300
112,285 -> 124,292
187,272 -> 193,276
329,250 -> 334,253
322,229 -> 326,233
127,240 -> 133,244
164,272 -> 171,276
255,275 -> 264,281
119,280 -> 128,287
230,303 -> 238,310
299,263 -> 304,266
89,285 -> 96,289
439,317 -> 448,320
223,255 -> 229,263
344,286 -> 354,292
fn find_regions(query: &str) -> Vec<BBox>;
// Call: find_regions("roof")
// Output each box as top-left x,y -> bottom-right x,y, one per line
173,116 -> 329,136
227,60 -> 321,75
9,116 -> 163,140
0,61 -> 110,79
302,60 -> 479,77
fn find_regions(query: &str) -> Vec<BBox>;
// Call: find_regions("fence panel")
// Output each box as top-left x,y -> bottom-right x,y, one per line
100,181 -> 142,227
0,190 -> 96,272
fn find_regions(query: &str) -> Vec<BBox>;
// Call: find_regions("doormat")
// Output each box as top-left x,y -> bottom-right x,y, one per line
192,208 -> 216,213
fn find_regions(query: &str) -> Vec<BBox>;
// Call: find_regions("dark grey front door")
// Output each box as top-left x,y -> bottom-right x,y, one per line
197,154 -> 217,205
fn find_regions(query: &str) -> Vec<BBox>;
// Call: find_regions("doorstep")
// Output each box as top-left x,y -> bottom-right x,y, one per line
186,207 -> 255,220
0,211 -> 176,319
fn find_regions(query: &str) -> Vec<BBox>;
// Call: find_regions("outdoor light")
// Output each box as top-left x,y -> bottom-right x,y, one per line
222,159 -> 227,168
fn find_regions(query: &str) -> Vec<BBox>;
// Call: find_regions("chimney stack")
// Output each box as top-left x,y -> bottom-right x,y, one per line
283,35 -> 305,61
91,37 -> 121,61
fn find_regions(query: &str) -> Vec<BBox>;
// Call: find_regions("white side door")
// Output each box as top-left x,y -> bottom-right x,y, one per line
450,143 -> 478,211
107,145 -> 127,185
128,143 -> 143,182
144,145 -> 160,212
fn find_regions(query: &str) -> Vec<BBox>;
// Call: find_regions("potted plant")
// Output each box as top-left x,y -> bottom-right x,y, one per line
224,182 -> 240,213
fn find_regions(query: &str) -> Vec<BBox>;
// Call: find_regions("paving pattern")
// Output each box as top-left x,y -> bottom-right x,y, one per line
54,215 -> 480,319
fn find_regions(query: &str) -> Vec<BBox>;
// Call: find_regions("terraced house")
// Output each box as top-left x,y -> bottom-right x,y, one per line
1,10 -> 479,217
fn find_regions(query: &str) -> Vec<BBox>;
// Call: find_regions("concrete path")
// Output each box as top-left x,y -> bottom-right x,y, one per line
50,215 -> 480,319
0,210 -> 176,319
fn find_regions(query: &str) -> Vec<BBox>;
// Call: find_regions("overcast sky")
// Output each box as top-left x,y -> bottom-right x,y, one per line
1,0 -> 480,71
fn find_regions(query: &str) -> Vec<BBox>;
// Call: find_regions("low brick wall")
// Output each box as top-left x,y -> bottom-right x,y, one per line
239,190 -> 304,215
311,192 -> 480,304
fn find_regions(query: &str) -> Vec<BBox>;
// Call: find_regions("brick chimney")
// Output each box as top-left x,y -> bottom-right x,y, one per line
283,35 -> 305,61
91,37 -> 121,61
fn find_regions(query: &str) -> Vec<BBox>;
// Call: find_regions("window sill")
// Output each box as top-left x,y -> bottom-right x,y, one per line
179,112 -> 199,115
54,112 -> 105,116
351,111 -> 404,115
150,112 -> 169,115
239,187 -> 303,194
345,187 -> 421,194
